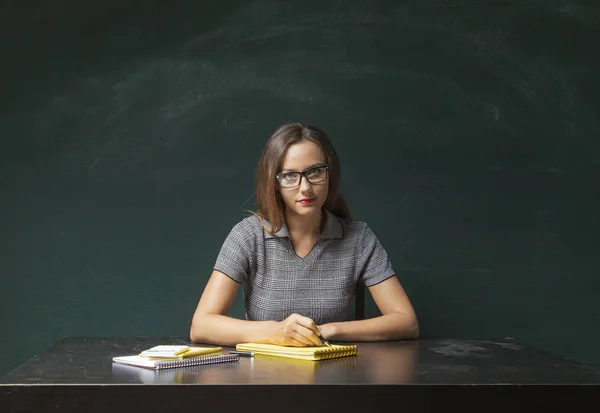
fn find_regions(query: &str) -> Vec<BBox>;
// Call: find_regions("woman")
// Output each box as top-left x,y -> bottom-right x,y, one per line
190,123 -> 418,346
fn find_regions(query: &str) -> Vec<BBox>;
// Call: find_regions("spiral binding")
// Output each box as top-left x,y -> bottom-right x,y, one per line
154,354 -> 239,369
313,345 -> 357,360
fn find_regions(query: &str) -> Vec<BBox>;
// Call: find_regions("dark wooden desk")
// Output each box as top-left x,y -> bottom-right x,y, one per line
1,337 -> 598,412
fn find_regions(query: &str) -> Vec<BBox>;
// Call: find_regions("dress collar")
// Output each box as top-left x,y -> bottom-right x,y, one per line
262,210 -> 343,239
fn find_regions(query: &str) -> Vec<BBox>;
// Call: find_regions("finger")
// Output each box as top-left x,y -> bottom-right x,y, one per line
282,318 -> 314,346
287,336 -> 311,347
316,325 -> 327,345
294,323 -> 322,346
286,332 -> 313,347
286,314 -> 321,345
294,315 -> 321,335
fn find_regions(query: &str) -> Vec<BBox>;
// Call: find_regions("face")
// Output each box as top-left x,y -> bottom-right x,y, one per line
277,140 -> 329,220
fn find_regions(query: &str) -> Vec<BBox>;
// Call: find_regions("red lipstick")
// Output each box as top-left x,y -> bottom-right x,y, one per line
298,197 -> 316,205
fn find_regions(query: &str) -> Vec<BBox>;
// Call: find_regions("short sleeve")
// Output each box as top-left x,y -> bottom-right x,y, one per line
213,220 -> 255,284
357,224 -> 396,287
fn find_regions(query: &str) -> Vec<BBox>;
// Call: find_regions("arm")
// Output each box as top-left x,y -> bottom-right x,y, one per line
318,275 -> 419,341
190,270 -> 322,346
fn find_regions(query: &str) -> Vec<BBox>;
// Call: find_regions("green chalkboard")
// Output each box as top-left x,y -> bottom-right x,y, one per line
1,0 -> 599,376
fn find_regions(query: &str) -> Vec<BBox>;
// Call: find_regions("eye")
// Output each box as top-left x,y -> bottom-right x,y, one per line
305,167 -> 323,178
281,173 -> 297,181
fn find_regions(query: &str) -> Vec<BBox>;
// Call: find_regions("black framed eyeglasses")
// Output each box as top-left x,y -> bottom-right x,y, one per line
276,165 -> 329,188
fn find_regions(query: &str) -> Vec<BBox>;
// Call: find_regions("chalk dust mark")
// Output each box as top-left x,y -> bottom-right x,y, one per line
239,193 -> 255,210
89,134 -> 121,169
112,69 -> 155,91
89,155 -> 102,169
518,81 -> 535,101
47,95 -> 70,108
484,103 -> 501,121
492,341 -> 522,351
183,28 -> 227,51
431,340 -> 490,357
562,4 -> 600,28
105,104 -> 131,125
159,91 -> 204,121
543,168 -> 566,175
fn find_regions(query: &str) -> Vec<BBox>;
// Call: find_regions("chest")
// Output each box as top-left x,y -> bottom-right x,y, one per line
290,237 -> 318,259
251,238 -> 359,284
245,238 -> 360,323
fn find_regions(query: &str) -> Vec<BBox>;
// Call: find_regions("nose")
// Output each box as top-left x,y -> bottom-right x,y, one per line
299,175 -> 313,193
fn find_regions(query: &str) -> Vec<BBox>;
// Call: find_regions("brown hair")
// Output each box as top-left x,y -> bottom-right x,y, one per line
253,123 -> 351,234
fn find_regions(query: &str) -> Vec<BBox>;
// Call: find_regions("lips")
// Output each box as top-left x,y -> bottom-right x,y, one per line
298,197 -> 316,205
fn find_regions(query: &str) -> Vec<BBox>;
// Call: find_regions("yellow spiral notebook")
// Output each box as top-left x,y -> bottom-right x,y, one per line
235,343 -> 357,361
140,345 -> 223,359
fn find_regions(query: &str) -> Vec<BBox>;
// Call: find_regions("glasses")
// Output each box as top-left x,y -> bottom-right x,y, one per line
276,165 -> 329,188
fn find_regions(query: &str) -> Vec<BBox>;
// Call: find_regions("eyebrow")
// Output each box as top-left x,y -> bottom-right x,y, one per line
280,163 -> 326,173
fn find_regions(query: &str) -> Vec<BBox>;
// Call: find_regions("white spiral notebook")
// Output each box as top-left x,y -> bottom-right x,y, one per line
112,353 -> 238,370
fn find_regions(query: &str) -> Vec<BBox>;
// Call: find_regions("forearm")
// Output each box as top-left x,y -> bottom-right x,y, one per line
321,312 -> 419,342
190,314 -> 278,346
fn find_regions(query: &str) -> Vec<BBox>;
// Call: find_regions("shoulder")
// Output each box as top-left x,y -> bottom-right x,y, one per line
337,216 -> 372,239
226,214 -> 265,242
335,216 -> 388,251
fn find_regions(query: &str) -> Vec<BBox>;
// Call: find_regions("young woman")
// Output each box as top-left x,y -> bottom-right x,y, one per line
190,123 -> 418,346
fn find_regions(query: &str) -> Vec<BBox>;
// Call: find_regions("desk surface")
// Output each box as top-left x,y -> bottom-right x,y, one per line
1,337 -> 599,413
1,336 -> 598,385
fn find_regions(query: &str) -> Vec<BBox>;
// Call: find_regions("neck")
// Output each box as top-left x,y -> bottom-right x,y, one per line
285,209 -> 324,239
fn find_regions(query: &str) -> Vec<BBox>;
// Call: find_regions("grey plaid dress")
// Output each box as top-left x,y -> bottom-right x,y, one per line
214,211 -> 395,324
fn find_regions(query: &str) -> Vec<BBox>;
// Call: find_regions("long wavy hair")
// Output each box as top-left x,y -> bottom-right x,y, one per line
254,123 -> 351,234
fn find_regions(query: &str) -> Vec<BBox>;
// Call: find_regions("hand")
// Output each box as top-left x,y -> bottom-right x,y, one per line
317,323 -> 334,342
271,313 -> 322,347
